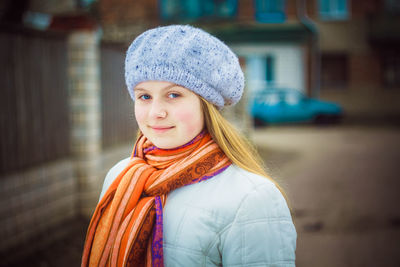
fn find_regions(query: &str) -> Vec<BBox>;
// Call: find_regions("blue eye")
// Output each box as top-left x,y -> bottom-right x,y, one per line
139,94 -> 151,100
168,93 -> 180,98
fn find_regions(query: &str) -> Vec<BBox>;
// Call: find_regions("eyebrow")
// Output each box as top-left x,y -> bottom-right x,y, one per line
134,83 -> 178,92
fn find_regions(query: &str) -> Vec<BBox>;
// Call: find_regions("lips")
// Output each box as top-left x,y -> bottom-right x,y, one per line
149,126 -> 174,133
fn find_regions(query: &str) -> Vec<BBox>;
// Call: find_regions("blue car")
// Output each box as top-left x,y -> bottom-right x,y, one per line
250,88 -> 343,126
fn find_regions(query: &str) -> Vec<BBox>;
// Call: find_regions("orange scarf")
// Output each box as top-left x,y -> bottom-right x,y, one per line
81,131 -> 230,267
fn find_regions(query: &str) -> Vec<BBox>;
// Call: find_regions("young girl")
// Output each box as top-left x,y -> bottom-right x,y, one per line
81,25 -> 296,267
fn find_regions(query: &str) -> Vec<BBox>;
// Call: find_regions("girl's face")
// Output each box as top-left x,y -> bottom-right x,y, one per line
134,81 -> 205,149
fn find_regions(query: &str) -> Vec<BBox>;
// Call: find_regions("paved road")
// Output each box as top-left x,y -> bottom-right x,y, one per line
7,124 -> 400,267
253,125 -> 400,267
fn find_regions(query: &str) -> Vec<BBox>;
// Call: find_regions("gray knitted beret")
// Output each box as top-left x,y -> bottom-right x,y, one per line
125,24 -> 244,108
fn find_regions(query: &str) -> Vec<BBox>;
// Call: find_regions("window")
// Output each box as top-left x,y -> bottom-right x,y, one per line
321,53 -> 348,89
265,55 -> 275,83
382,51 -> 400,89
246,55 -> 276,92
254,0 -> 286,23
160,0 -> 200,21
78,0 -> 96,8
203,0 -> 238,17
318,0 -> 349,21
159,0 -> 237,21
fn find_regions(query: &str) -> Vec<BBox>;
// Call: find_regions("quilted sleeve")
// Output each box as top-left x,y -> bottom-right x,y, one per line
220,182 -> 297,266
99,157 -> 130,200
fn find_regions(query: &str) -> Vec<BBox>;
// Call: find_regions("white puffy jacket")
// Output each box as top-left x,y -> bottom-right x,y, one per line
100,158 -> 297,267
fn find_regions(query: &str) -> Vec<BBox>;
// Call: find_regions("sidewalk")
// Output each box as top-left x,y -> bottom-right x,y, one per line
253,125 -> 400,267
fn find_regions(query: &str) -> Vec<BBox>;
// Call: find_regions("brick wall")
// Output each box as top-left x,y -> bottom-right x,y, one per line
99,0 -> 159,42
68,29 -> 104,216
0,159 -> 77,263
0,143 -> 135,264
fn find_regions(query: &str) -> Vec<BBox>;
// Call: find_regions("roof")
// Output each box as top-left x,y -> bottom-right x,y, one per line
204,22 -> 315,44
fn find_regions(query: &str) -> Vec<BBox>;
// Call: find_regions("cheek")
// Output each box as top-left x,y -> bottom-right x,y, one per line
176,109 -> 204,133
134,105 -> 146,126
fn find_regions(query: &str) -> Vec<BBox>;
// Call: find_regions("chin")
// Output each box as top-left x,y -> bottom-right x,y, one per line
150,138 -> 177,149
154,143 -> 177,149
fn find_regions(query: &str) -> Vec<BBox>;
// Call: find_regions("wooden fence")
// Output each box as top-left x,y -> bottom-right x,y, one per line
0,27 -> 69,175
0,28 -> 137,175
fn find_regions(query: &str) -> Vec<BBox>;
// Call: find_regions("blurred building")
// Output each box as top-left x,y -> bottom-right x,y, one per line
0,0 -> 399,264
97,0 -> 400,120
309,0 -> 400,122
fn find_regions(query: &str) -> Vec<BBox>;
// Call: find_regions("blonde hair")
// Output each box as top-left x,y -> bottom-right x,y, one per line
199,97 -> 285,194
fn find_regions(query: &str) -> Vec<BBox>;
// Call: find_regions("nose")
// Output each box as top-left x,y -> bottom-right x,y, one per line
149,99 -> 167,119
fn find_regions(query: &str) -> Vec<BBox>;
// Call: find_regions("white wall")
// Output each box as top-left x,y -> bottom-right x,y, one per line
231,43 -> 306,94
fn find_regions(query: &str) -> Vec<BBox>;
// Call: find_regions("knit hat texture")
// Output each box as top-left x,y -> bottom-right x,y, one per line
125,25 -> 244,108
